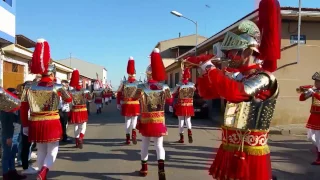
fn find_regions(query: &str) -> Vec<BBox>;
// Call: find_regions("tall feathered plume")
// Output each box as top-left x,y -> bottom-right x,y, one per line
69,68 -> 80,88
127,56 -> 135,75
150,48 -> 166,81
183,68 -> 191,80
30,39 -> 50,74
258,0 -> 281,72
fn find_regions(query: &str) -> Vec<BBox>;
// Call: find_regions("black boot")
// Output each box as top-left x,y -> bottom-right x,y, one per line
158,160 -> 166,180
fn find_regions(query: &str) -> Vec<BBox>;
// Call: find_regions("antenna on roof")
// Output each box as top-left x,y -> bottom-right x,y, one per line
69,53 -> 72,67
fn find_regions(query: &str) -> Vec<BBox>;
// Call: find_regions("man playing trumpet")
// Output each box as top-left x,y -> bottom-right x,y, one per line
298,72 -> 320,165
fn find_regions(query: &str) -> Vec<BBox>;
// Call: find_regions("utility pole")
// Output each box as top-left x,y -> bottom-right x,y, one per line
69,53 -> 72,67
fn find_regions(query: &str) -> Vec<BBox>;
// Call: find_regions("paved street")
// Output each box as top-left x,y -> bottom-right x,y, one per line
22,100 -> 320,180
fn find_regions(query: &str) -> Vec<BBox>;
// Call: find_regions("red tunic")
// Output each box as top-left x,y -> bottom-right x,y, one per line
300,92 -> 320,130
70,87 -> 89,124
198,68 -> 272,180
136,80 -> 172,137
172,85 -> 195,117
20,77 -> 72,143
116,81 -> 140,116
102,90 -> 108,98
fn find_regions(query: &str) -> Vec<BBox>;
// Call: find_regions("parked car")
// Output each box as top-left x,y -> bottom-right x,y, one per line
172,91 -> 209,119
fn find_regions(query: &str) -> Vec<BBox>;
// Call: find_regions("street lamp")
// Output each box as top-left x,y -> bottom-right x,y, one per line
170,10 -> 198,55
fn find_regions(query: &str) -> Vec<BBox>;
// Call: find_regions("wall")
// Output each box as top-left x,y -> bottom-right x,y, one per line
0,53 -> 28,86
272,21 -> 320,125
56,70 -> 68,81
0,0 -> 15,43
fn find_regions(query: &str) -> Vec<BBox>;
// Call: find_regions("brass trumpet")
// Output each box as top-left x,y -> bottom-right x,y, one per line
296,85 -> 315,94
181,57 -> 230,68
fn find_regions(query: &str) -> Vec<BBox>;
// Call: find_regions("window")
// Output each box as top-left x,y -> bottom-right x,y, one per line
169,73 -> 173,88
174,72 -> 179,86
3,0 -> 12,6
12,64 -> 18,72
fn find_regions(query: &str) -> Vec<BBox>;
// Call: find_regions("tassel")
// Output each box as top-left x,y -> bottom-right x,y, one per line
235,152 -> 249,179
127,57 -> 135,75
258,0 -> 281,72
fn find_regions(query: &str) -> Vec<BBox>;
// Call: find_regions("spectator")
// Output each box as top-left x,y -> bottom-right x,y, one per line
1,88 -> 26,180
59,80 -> 72,143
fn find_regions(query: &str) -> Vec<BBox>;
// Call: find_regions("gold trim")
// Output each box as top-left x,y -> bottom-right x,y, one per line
30,115 -> 60,121
221,126 -> 269,133
222,143 -> 270,156
72,108 -> 87,112
123,101 -> 139,105
140,117 -> 164,123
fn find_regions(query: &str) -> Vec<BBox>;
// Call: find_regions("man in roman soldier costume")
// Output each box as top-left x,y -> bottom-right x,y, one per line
116,57 -> 140,145
69,69 -> 92,149
298,72 -> 320,165
106,86 -> 113,103
20,39 -> 72,180
183,0 -> 281,179
170,68 -> 195,144
92,81 -> 103,114
135,48 -> 172,180
102,87 -> 108,105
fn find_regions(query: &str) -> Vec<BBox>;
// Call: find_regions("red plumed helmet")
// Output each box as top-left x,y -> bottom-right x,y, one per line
30,39 -> 51,74
183,68 -> 191,80
69,68 -> 80,88
151,48 -> 166,81
127,56 -> 135,75
258,0 -> 281,72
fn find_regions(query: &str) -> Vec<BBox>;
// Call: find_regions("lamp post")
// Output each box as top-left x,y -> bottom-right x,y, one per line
171,10 -> 198,55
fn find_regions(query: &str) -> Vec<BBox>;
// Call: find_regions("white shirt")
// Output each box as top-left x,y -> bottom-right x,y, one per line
59,97 -> 70,112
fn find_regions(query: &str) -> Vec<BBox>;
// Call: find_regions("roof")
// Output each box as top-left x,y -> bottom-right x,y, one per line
57,57 -> 107,79
16,35 -> 36,48
177,6 -> 320,60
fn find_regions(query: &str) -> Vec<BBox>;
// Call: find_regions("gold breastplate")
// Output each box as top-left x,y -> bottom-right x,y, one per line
71,90 -> 86,105
178,83 -> 195,99
312,92 -> 320,106
93,91 -> 102,98
27,85 -> 59,112
138,83 -> 171,113
123,81 -> 139,99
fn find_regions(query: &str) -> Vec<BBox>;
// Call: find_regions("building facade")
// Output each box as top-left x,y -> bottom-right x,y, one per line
0,0 -> 15,46
154,34 -> 207,68
171,7 -> 320,126
57,57 -> 107,86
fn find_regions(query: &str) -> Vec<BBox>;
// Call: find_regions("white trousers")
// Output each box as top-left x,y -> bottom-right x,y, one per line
125,116 -> 138,134
37,142 -> 59,169
74,122 -> 87,138
178,116 -> 192,133
95,103 -> 102,109
307,129 -> 320,152
104,97 -> 109,102
141,136 -> 165,161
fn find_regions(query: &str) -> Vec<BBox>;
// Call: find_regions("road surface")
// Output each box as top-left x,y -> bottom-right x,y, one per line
23,100 -> 319,180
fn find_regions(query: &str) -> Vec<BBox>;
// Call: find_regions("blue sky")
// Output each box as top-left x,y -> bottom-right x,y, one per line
16,0 -> 319,88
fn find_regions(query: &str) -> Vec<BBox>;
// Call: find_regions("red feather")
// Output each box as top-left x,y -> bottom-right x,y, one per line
183,68 -> 191,80
30,40 -> 51,74
69,70 -> 80,88
127,59 -> 135,75
151,50 -> 166,81
258,0 -> 281,72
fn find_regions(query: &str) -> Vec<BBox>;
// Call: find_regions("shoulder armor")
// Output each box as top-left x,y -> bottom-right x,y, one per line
21,82 -> 35,102
243,71 -> 276,96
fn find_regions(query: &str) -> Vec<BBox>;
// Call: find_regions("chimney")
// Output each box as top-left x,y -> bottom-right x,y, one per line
179,32 -> 181,38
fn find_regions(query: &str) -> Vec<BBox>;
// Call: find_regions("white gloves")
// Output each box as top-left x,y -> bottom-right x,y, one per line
308,88 -> 315,94
199,61 -> 215,75
169,106 -> 173,113
23,127 -> 29,136
117,104 -> 121,110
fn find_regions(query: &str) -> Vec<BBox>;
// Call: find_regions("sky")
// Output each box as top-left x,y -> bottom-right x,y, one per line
16,0 -> 320,89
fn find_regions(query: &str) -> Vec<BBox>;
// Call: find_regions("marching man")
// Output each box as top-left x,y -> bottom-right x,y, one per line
20,39 -> 72,180
102,88 -> 108,105
184,0 -> 281,177
116,57 -> 140,145
135,49 -> 172,180
92,81 -> 103,114
69,69 -> 92,149
170,68 -> 195,144
298,72 -> 320,165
